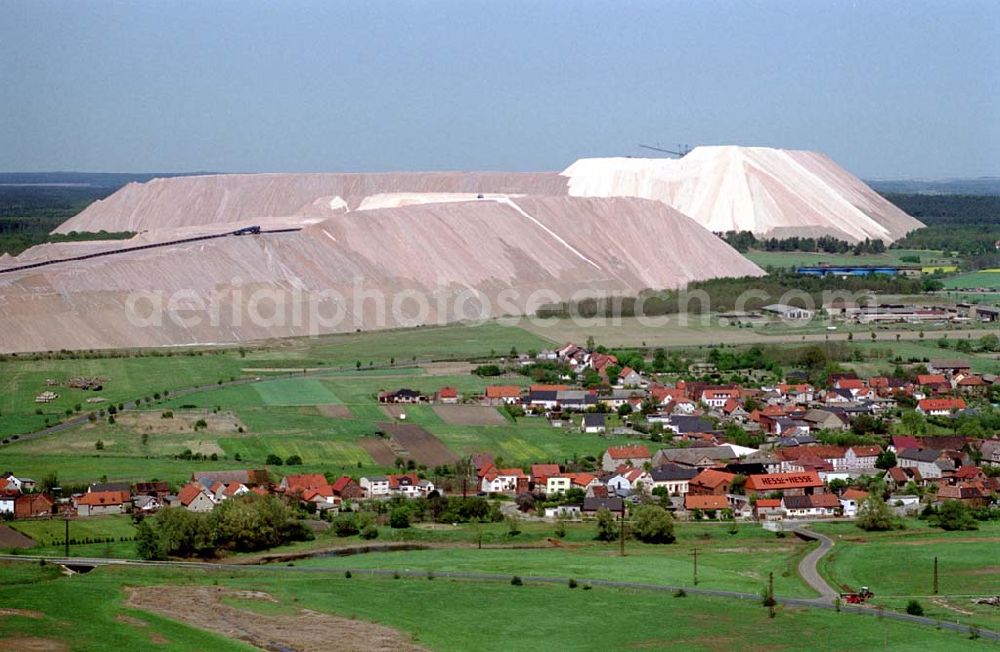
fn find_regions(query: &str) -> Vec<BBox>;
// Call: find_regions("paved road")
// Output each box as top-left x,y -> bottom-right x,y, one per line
0,554 -> 995,641
791,526 -> 840,603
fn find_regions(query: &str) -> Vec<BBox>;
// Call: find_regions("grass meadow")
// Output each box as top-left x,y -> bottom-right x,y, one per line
814,520 -> 1000,631
0,560 -> 991,651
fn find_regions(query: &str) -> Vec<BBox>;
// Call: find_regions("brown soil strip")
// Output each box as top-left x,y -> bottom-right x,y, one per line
126,585 -> 425,652
0,608 -> 44,619
118,410 -> 246,434
0,525 -> 37,549
931,598 -> 976,616
317,404 -> 352,418
421,361 -> 474,376
379,422 -> 459,467
0,638 -> 68,652
359,437 -> 398,465
432,404 -> 507,425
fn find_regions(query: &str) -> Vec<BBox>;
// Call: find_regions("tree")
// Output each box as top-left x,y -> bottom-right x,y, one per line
594,507 -> 619,542
389,507 -> 410,529
265,453 -> 283,466
906,600 -> 924,616
285,455 -> 303,466
828,478 -> 848,494
900,410 -> 928,435
605,364 -> 621,386
856,494 -> 895,531
875,450 -> 897,470
936,500 -> 977,531
631,505 -> 675,544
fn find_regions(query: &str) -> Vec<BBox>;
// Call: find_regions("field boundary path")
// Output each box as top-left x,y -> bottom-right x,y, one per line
0,554 -> 995,641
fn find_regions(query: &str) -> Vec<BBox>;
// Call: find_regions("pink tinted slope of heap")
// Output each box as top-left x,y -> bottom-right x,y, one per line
0,195 -> 763,352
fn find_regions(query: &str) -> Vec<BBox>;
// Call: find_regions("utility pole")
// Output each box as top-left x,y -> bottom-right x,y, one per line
933,556 -> 939,595
619,506 -> 626,557
768,571 -> 775,619
691,547 -> 699,586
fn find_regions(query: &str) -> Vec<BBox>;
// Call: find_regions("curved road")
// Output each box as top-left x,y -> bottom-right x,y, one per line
791,526 -> 839,603
0,553 -> 995,641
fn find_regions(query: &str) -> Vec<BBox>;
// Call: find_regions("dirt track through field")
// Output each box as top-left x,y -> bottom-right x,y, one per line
126,585 -> 425,652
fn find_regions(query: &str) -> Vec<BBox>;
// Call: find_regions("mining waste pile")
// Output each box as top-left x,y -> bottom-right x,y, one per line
0,146 -> 920,352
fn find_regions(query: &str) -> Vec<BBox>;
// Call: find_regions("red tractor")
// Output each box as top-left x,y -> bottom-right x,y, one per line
840,586 -> 874,604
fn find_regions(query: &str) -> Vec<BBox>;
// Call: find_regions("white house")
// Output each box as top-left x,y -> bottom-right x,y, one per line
480,468 -> 527,494
843,446 -> 882,470
607,468 -> 649,494
617,367 -> 644,388
897,449 -> 951,479
581,414 -> 607,434
545,475 -> 572,496
361,475 -> 392,498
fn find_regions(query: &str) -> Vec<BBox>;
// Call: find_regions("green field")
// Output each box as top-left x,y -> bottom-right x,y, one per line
0,561 -> 991,651
942,271 -> 1000,290
0,321 -> 553,439
815,520 -> 1000,631
253,378 -> 341,405
7,514 -> 138,558
0,363 -> 630,485
744,248 -> 954,270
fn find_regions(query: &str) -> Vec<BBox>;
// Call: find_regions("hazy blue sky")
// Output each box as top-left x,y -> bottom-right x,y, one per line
2,1 -> 997,177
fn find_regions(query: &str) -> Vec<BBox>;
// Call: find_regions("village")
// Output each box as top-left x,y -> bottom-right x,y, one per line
3,342 -> 999,532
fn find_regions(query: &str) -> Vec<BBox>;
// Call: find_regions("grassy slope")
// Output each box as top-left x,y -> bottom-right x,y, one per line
0,561 -> 989,651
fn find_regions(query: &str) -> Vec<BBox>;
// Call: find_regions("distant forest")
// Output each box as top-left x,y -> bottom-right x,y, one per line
0,173 -> 199,255
719,193 -> 1000,269
885,193 -> 1000,266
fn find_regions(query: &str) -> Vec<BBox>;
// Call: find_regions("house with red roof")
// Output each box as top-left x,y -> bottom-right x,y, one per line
754,498 -> 783,520
745,471 -> 824,496
484,385 -> 522,405
617,366 -> 644,388
530,464 -> 561,486
280,473 -> 328,495
684,494 -> 729,512
14,493 -> 53,518
953,374 -> 987,397
175,483 -> 215,512
300,485 -> 340,510
480,467 -> 528,494
916,397 -> 966,416
330,476 -> 364,500
601,445 -> 651,472
436,387 -> 460,404
688,468 -> 736,496
889,435 -> 922,453
701,388 -> 741,408
74,490 -> 130,517
884,465 -> 923,489
844,445 -> 883,470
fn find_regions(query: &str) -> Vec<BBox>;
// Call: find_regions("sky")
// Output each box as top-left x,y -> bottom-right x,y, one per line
1,1 -> 998,178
